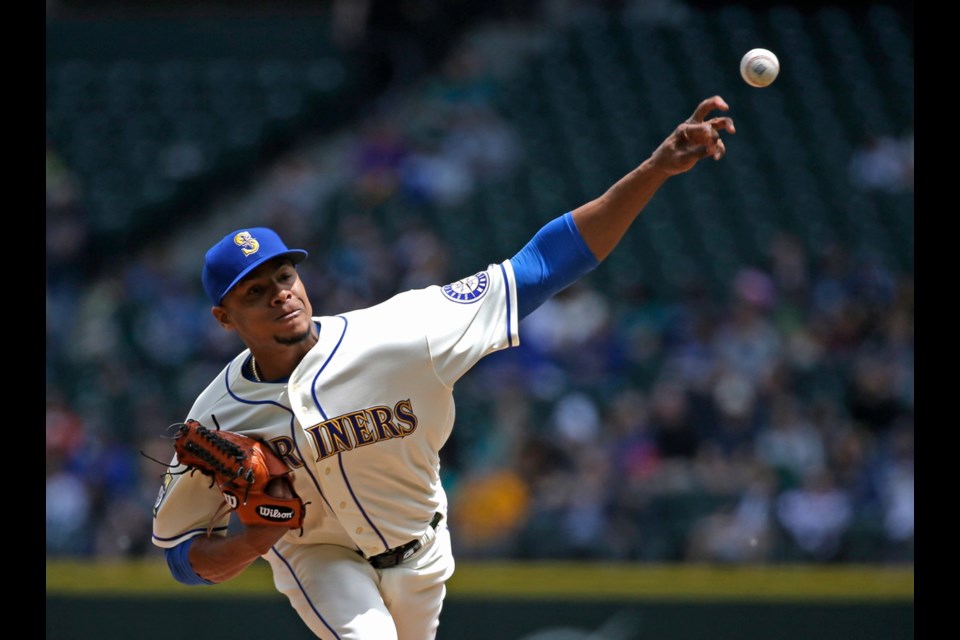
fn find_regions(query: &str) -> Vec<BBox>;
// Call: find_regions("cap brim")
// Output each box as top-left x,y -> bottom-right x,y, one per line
217,248 -> 308,304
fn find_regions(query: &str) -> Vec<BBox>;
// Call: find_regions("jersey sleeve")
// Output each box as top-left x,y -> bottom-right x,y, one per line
416,260 -> 520,387
151,375 -> 238,548
151,458 -> 232,548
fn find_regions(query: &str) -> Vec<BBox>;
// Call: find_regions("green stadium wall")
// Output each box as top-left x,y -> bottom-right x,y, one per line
47,560 -> 914,640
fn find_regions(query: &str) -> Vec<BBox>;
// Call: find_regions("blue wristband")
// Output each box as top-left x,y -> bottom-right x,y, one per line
165,536 -> 214,586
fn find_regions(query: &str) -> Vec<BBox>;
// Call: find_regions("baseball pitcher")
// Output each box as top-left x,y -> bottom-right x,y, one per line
151,96 -> 735,639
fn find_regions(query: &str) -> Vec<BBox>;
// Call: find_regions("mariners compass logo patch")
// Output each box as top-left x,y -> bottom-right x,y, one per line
442,272 -> 489,303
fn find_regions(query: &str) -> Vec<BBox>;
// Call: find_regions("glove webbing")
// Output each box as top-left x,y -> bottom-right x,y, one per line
181,424 -> 260,537
181,423 -> 255,485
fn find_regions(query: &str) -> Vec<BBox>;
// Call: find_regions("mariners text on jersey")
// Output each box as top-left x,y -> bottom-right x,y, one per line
266,399 -> 420,467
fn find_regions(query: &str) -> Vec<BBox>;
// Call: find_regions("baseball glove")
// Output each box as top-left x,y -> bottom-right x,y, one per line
172,418 -> 306,532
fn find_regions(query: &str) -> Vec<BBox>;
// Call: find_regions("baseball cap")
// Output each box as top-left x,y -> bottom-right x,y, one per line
201,227 -> 308,305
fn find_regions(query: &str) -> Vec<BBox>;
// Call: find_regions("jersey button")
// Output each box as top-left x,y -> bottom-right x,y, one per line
356,527 -> 363,534
324,468 -> 331,476
339,501 -> 347,510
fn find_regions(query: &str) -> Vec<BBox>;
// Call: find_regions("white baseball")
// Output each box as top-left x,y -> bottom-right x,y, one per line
740,48 -> 780,88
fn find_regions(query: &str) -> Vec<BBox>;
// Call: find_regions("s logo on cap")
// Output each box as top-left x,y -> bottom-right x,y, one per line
203,227 -> 308,305
235,231 -> 261,257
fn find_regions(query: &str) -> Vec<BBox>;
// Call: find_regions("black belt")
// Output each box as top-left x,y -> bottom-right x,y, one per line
367,512 -> 443,569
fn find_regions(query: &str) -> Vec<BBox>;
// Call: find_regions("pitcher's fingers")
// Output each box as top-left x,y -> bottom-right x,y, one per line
707,116 -> 736,134
689,96 -> 729,123
713,138 -> 727,160
680,122 -> 723,146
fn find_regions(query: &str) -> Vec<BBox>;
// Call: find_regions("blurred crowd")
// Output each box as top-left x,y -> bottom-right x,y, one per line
447,237 -> 913,564
46,5 -> 913,566
848,127 -> 914,194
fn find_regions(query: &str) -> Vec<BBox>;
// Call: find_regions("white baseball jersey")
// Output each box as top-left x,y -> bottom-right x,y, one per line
152,261 -> 520,639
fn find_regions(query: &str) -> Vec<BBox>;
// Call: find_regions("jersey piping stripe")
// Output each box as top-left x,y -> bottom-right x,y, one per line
287,409 -> 334,513
309,316 -> 392,551
308,316 -> 386,545
224,360 -> 290,408
339,451 -> 391,550
152,525 -> 228,544
269,546 -> 341,639
222,358 -> 334,514
309,315 -> 349,412
499,261 -> 517,347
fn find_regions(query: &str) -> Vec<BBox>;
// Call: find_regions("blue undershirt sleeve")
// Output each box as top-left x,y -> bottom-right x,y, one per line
165,536 -> 215,586
510,211 -> 600,320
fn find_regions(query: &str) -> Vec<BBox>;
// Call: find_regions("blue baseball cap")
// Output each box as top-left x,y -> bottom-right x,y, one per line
201,227 -> 308,305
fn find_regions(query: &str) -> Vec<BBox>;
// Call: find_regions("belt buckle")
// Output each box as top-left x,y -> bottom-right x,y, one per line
368,512 -> 442,569
400,541 -> 422,563
370,539 -> 416,569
